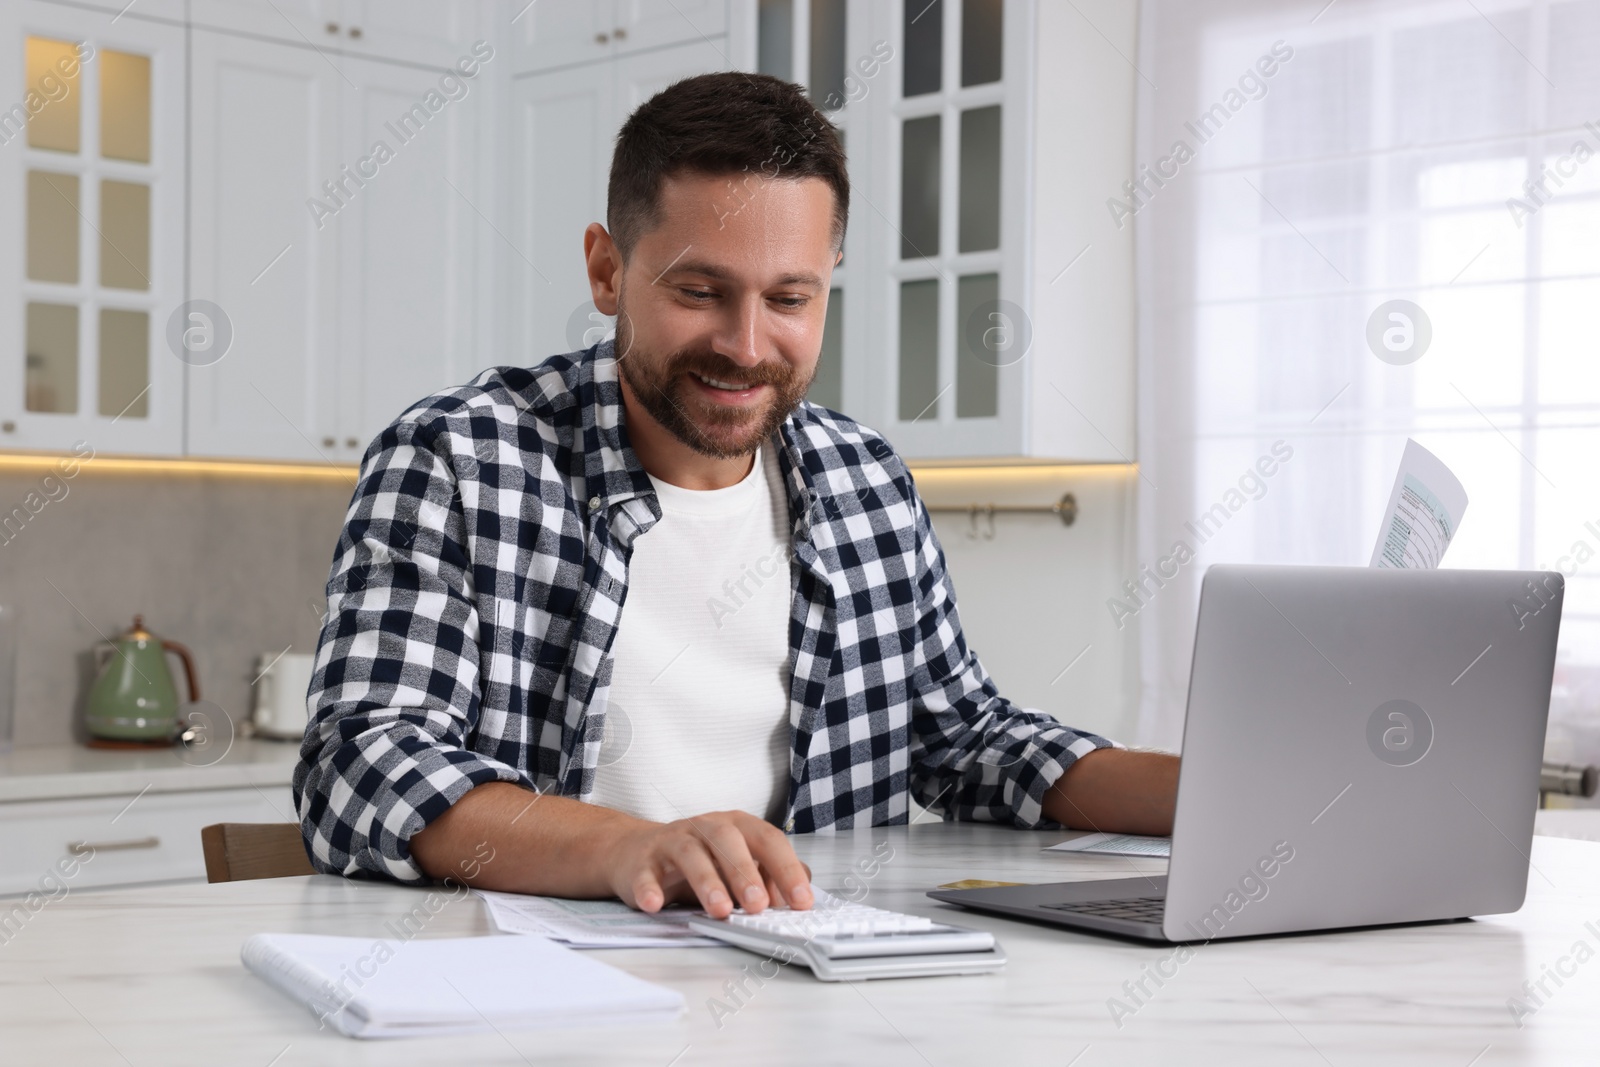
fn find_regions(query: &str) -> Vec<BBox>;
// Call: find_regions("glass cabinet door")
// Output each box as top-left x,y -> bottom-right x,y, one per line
881,0 -> 1019,456
755,0 -> 859,416
6,9 -> 182,456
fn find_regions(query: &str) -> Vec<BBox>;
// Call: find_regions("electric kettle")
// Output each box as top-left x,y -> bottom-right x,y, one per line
84,615 -> 200,747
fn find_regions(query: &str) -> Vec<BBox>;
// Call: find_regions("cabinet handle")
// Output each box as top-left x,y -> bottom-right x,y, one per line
321,436 -> 336,448
325,22 -> 339,35
614,27 -> 627,39
595,32 -> 610,43
348,26 -> 362,39
68,836 -> 159,855
0,421 -> 14,433
344,437 -> 359,449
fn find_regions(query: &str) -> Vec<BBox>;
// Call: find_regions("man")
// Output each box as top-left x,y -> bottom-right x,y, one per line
295,73 -> 1177,919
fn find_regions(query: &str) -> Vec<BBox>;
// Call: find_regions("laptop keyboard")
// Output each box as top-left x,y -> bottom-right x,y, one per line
1042,895 -> 1167,923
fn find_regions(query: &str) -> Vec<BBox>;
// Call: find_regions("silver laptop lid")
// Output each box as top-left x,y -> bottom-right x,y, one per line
1163,565 -> 1562,942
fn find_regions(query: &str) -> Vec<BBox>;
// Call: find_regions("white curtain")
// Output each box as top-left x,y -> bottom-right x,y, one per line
1133,0 -> 1600,783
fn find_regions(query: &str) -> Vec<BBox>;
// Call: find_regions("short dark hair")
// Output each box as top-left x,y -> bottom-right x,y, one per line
607,72 -> 849,259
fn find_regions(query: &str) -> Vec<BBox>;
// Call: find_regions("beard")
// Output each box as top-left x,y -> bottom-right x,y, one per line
614,307 -> 814,460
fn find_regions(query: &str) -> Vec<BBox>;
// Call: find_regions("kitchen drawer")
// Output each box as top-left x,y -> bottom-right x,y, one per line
0,787 -> 297,895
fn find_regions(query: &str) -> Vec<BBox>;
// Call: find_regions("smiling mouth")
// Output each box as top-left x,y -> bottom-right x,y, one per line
690,371 -> 763,392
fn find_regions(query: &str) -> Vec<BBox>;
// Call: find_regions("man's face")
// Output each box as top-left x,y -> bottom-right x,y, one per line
613,172 -> 839,459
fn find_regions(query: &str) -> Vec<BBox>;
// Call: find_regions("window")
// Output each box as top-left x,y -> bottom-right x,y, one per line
22,36 -> 154,420
1135,0 -> 1600,766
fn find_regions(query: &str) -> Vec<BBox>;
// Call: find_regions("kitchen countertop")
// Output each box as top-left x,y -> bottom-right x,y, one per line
0,736 -> 302,802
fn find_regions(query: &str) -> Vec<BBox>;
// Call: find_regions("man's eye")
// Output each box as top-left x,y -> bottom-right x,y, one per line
680,289 -> 715,302
774,296 -> 807,309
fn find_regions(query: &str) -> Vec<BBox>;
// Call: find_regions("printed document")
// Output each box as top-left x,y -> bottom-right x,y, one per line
477,890 -> 720,948
1045,833 -> 1172,858
1370,439 -> 1468,570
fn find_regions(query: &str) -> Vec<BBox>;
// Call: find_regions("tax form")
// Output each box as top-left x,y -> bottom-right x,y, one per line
1370,439 -> 1468,570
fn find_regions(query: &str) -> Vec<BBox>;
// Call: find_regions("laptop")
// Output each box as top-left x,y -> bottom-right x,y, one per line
928,564 -> 1564,943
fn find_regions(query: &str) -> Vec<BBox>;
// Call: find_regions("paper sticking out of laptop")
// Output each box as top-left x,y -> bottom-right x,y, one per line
241,932 -> 684,1038
1371,439 -> 1468,570
1045,833 -> 1172,858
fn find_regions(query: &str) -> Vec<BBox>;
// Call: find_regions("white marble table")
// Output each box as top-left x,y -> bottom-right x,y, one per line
1533,807 -> 1600,843
3,822 -> 1598,1065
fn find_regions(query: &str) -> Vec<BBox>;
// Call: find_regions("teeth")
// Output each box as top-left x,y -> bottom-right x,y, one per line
693,372 -> 754,391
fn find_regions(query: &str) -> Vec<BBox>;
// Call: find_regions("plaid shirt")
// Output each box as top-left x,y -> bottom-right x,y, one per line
294,342 -> 1113,882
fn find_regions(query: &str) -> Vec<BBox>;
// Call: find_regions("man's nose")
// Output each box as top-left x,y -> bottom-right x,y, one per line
709,295 -> 765,367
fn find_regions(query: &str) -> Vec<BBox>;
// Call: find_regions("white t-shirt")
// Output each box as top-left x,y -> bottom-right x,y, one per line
589,446 -> 793,824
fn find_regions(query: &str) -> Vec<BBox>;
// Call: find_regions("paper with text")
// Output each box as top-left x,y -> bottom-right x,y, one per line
1044,833 -> 1171,858
1370,439 -> 1468,570
476,890 -> 720,948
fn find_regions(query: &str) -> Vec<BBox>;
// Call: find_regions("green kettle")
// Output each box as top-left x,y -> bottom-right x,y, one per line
84,615 -> 201,747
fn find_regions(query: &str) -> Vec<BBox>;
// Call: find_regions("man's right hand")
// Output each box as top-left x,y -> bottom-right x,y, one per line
410,784 -> 812,918
604,810 -> 813,918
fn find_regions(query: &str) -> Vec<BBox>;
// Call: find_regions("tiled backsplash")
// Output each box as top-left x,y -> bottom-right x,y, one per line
0,464 -> 352,748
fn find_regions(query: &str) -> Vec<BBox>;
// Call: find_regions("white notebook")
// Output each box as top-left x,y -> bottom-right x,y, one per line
241,932 -> 684,1038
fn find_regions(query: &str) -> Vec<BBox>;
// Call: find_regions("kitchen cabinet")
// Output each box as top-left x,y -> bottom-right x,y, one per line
333,54 -> 484,455
187,29 -> 488,461
0,786 -> 295,894
189,0 -> 488,68
726,0 -> 1138,462
4,0 -> 490,462
511,0 -> 730,75
3,0 -> 1136,466
0,739 -> 302,895
0,3 -> 187,455
848,0 -> 1135,462
510,36 -> 731,363
185,29 -> 340,461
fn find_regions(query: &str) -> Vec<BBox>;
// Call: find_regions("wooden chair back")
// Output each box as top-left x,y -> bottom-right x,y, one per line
201,823 -> 316,883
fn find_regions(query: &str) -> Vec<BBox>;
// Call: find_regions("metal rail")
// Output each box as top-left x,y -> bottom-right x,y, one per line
925,493 -> 1078,539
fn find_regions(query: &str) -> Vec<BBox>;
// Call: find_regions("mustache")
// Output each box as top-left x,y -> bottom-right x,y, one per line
662,347 -> 795,388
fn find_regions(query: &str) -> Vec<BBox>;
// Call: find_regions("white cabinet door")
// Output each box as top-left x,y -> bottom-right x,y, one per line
509,58 -> 613,363
333,55 -> 482,456
511,0 -> 730,75
509,0 -> 616,75
187,29 -> 340,461
336,0 -> 488,67
0,2 -> 186,455
188,0 -> 337,48
615,0 -> 728,56
190,1 -> 486,67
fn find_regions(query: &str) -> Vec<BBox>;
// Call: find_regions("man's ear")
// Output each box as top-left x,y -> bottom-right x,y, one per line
584,223 -> 623,316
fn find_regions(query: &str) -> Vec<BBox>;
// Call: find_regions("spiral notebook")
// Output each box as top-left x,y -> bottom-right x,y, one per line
242,932 -> 684,1038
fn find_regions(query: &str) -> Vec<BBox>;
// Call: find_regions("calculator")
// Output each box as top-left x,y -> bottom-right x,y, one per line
686,886 -> 1006,981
